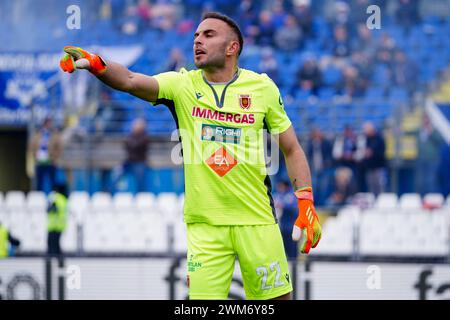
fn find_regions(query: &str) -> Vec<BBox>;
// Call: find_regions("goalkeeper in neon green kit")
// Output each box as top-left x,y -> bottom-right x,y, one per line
60,12 -> 321,300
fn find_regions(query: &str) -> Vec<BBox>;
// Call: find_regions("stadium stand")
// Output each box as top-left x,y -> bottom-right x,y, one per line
2,191 -> 449,260
2,0 -> 448,138
0,0 -> 449,264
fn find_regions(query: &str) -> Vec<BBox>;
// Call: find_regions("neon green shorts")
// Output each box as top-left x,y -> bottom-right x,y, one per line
186,223 -> 293,300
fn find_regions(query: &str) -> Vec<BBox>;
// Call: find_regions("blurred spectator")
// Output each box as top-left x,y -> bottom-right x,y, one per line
162,47 -> 186,72
292,0 -> 313,37
438,143 -> 450,197
184,0 -> 204,19
136,0 -> 153,29
350,52 -> 372,93
350,0 -> 371,25
325,166 -> 357,208
375,50 -> 393,74
120,5 -> 139,35
306,128 -> 334,205
296,55 -> 322,95
395,0 -> 420,31
100,0 -> 112,20
352,23 -> 377,56
254,10 -> 275,47
59,115 -> 85,192
333,125 -> 359,171
235,0 -> 259,42
176,18 -> 195,35
94,90 -> 129,193
274,15 -> 303,52
375,34 -> 396,67
111,118 -> 150,194
331,1 -> 351,27
341,65 -> 365,98
0,220 -> 21,258
319,56 -> 344,90
215,0 -> 242,17
391,50 -> 418,94
258,47 -> 279,84
29,117 -> 62,194
270,0 -> 288,29
151,1 -> 180,31
273,180 -> 298,259
331,25 -> 351,58
94,90 -> 127,133
416,115 -> 444,195
361,122 -> 387,195
47,183 -> 68,257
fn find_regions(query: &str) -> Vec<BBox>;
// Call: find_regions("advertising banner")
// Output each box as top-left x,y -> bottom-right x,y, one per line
2,258 -> 450,300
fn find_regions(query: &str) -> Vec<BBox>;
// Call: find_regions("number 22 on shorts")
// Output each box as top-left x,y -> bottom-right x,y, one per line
256,261 -> 285,290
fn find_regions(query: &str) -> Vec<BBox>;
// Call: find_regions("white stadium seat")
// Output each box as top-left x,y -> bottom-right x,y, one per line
310,216 -> 354,256
423,193 -> 445,209
5,191 -> 26,213
61,213 -> 78,252
374,193 -> 398,210
113,192 -> 135,213
135,192 -> 156,214
69,191 -> 90,223
26,191 -> 48,214
90,192 -> 113,213
173,220 -> 188,254
178,193 -> 185,213
350,192 -> 376,209
83,214 -> 111,252
26,213 -> 47,251
359,211 -> 449,257
83,212 -> 169,253
5,212 -> 46,252
142,217 -> 169,253
399,193 -> 422,210
156,192 -> 181,223
0,212 -> 7,226
310,207 -> 356,257
68,191 -> 89,208
156,192 -> 179,211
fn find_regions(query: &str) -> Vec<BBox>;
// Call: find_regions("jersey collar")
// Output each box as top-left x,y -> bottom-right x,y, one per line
202,68 -> 241,109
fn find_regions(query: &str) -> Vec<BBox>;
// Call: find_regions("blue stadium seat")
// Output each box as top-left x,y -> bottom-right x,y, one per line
334,103 -> 357,118
371,64 -> 391,85
318,88 -> 336,101
364,87 -> 386,102
322,65 -> 342,88
389,88 -> 409,103
294,89 -> 313,101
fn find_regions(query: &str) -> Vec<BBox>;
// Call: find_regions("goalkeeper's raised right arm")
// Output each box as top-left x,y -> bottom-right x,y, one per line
60,46 -> 159,103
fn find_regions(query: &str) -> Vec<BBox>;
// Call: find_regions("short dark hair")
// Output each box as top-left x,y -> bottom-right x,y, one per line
201,12 -> 244,56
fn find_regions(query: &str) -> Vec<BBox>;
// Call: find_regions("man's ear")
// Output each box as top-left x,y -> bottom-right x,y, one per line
226,40 -> 240,57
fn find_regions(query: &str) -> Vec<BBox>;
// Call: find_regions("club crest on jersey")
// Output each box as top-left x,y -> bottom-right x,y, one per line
239,94 -> 252,110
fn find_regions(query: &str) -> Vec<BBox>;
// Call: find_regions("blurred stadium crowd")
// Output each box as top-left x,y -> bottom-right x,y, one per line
0,0 -> 450,260
4,0 -> 447,198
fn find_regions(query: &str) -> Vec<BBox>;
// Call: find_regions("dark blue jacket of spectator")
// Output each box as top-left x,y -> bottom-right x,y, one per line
364,134 -> 386,169
438,143 -> 450,196
306,136 -> 334,172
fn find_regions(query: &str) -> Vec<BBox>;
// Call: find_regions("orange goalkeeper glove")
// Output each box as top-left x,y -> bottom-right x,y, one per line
59,46 -> 107,76
292,186 -> 322,254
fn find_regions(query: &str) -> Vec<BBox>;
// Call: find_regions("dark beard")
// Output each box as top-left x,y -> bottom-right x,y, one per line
194,42 -> 228,70
195,54 -> 226,70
